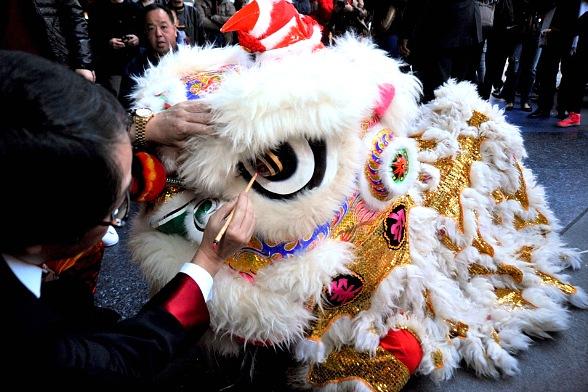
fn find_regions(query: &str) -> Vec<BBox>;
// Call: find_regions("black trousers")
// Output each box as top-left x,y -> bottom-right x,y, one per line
557,36 -> 588,113
413,45 -> 480,102
534,36 -> 574,112
501,31 -> 540,105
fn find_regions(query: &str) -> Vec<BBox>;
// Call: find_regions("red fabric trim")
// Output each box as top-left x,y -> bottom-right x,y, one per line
379,329 -> 423,374
160,273 -> 210,330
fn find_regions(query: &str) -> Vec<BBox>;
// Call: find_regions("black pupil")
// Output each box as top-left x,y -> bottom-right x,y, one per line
252,143 -> 297,181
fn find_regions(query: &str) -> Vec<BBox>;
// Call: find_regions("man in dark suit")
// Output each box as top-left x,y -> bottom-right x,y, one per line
400,0 -> 483,101
0,50 -> 254,389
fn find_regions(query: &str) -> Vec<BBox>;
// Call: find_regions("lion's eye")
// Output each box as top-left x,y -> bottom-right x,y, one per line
239,138 -> 330,200
255,150 -> 284,178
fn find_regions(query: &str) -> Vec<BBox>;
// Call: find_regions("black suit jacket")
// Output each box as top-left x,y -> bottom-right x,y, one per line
0,255 -> 209,390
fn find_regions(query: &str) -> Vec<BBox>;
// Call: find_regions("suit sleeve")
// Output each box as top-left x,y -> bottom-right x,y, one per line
40,272 -> 209,383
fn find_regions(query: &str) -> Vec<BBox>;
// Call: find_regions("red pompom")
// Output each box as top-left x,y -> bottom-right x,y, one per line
379,328 -> 423,374
131,151 -> 167,202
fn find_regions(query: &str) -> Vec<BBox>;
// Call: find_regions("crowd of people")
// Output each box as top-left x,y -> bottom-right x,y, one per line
0,0 -> 586,389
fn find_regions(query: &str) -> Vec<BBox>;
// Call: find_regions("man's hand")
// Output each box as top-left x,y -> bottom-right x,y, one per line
192,192 -> 255,276
145,100 -> 214,147
110,37 -> 126,49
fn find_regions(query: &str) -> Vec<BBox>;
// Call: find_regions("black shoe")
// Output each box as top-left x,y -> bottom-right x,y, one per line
528,110 -> 550,119
505,102 -> 514,111
521,102 -> 532,112
556,111 -> 567,120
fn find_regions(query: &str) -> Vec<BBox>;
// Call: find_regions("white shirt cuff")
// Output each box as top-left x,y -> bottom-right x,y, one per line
179,263 -> 214,302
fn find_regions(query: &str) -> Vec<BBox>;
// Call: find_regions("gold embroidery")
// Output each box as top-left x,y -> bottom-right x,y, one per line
467,111 -> 490,128
535,271 -> 577,295
495,288 -> 535,309
307,346 -> 410,392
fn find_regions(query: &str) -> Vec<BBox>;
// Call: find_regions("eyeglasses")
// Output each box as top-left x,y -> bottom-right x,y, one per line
100,190 -> 130,228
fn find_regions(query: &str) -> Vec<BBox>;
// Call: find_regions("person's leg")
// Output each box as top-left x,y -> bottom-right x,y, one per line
530,45 -> 560,117
451,45 -> 479,85
481,30 -> 512,99
413,50 -> 450,102
517,32 -> 540,111
556,38 -> 587,127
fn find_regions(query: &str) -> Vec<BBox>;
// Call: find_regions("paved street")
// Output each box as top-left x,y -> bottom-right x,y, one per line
96,99 -> 588,391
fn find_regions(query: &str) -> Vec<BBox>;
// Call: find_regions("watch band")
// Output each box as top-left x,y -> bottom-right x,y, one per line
132,109 -> 153,148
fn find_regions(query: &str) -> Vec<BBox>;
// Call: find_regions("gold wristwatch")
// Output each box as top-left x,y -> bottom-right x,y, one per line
131,108 -> 154,148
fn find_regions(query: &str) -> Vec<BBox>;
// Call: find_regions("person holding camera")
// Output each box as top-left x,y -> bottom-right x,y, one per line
89,0 -> 142,101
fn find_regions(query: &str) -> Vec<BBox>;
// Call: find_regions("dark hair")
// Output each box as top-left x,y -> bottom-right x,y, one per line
0,51 -> 128,252
143,4 -> 175,27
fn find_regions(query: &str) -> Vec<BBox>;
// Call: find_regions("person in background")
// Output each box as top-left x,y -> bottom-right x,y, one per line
0,49 -> 254,389
211,0 -> 237,45
400,0 -> 482,102
120,4 -> 179,109
528,0 -> 581,118
0,0 -> 95,82
168,0 -> 206,46
555,0 -> 588,127
89,0 -> 142,99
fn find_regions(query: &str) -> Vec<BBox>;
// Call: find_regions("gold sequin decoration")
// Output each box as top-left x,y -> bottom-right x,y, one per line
416,137 -> 438,151
491,329 -> 500,344
467,110 -> 490,128
496,264 -> 524,284
517,246 -> 534,263
439,234 -> 462,253
468,263 -> 492,276
446,319 -> 469,339
492,213 -> 503,225
495,288 -> 535,309
492,162 -> 530,210
307,346 -> 410,392
468,263 -> 524,284
422,136 -> 483,232
309,197 -> 414,340
472,231 -> 495,256
154,184 -> 183,206
423,289 -> 436,318
535,271 -> 577,295
492,189 -> 507,203
432,350 -> 444,369
514,212 -> 549,230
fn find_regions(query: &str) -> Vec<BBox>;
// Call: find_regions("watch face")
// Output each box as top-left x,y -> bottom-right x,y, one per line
136,108 -> 153,117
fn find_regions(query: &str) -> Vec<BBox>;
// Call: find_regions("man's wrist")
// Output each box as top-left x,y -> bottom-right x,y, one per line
130,108 -> 154,148
192,248 -> 223,277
